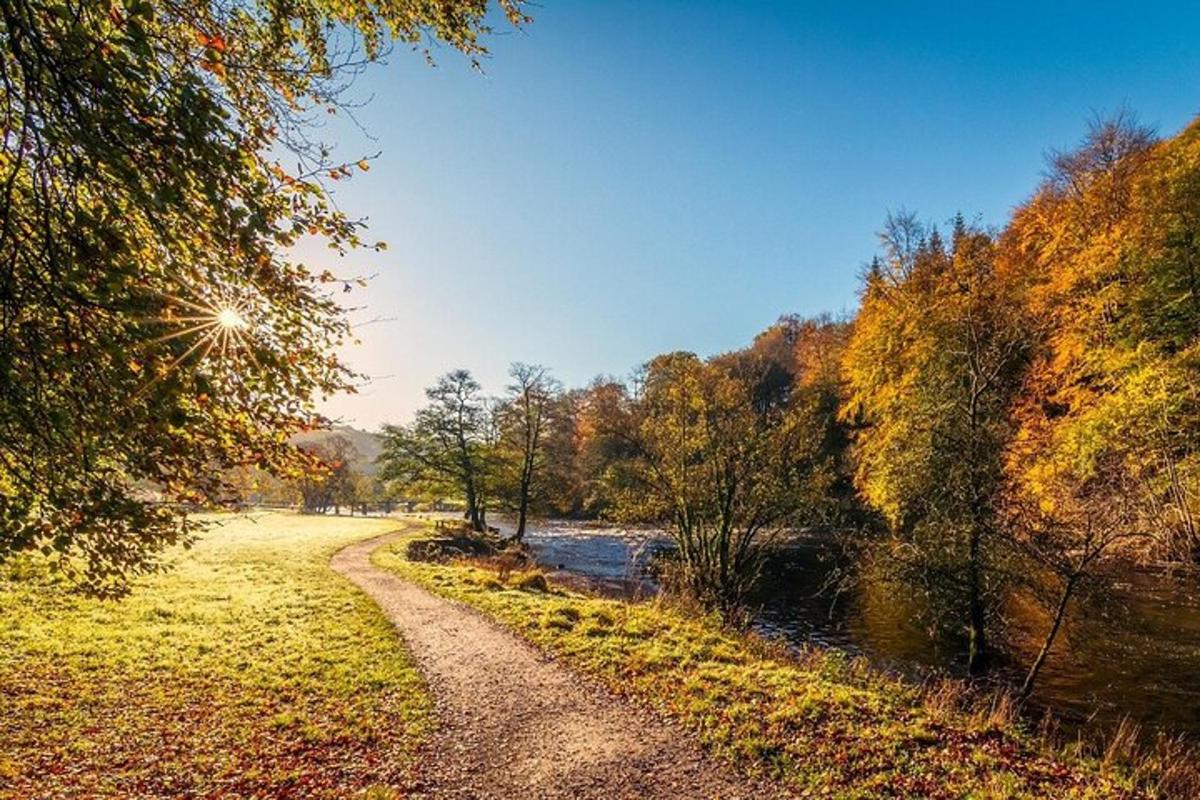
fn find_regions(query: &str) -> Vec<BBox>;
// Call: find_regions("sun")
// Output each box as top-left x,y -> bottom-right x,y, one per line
216,307 -> 246,330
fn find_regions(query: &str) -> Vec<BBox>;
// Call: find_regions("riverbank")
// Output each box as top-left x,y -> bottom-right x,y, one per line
496,516 -> 1200,741
0,513 -> 430,799
375,523 -> 1193,799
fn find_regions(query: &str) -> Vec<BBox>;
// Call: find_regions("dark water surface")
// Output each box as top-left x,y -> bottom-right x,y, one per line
505,519 -> 1200,739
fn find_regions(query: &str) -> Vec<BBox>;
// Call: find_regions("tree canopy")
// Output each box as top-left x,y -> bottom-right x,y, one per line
1003,113 -> 1200,562
611,349 -> 842,611
0,0 -> 525,593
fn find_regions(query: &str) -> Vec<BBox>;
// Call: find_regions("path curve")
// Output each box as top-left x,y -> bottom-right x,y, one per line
332,531 -> 788,800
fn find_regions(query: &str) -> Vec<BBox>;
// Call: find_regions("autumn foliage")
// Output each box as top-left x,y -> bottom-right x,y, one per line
840,112 -> 1200,676
1001,114 -> 1200,562
0,0 -> 526,594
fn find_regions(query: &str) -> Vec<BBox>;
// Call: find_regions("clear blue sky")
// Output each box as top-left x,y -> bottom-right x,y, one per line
309,0 -> 1200,429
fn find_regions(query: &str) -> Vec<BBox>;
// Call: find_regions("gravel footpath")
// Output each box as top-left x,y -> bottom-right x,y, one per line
331,532 -> 790,800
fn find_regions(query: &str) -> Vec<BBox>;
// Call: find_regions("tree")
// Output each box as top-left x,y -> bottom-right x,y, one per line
323,435 -> 360,516
842,213 -> 1030,673
735,314 -> 864,527
617,351 -> 837,614
1003,454 -> 1151,698
572,379 -> 643,517
0,0 -> 527,594
536,388 -> 588,517
378,370 -> 496,531
495,363 -> 561,541
296,435 -> 357,515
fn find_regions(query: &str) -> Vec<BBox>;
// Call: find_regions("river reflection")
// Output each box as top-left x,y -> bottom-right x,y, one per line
505,518 -> 1200,739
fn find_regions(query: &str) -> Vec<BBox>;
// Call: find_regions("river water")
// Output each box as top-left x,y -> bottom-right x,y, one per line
506,518 -> 1200,740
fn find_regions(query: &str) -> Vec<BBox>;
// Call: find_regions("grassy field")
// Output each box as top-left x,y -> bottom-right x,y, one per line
375,525 -> 1172,800
0,513 -> 428,800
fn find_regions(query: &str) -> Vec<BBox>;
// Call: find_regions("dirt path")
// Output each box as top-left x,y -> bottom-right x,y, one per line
332,532 -> 788,800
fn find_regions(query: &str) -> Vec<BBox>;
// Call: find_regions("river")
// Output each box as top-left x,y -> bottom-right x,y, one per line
504,518 -> 1200,740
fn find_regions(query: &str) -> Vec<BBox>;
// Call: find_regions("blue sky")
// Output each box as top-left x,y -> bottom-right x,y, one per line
309,1 -> 1200,428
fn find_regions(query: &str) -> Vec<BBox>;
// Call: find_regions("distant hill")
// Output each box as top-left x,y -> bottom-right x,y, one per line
290,425 -> 384,475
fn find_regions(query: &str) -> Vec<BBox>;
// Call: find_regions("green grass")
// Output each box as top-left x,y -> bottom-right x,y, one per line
0,512 -> 429,799
375,525 -> 1148,800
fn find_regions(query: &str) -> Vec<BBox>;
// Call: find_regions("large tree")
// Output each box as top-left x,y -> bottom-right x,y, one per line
994,114 -> 1200,694
378,370 -> 496,531
494,363 -> 561,541
1003,113 -> 1200,563
842,214 -> 1030,673
0,0 -> 525,593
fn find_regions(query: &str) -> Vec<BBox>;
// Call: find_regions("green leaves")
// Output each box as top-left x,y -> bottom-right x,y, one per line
378,370 -> 497,529
0,0 -> 526,593
620,345 -> 840,612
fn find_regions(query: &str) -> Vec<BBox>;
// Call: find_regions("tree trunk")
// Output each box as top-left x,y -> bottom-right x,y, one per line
966,524 -> 988,675
1021,572 -> 1078,698
465,482 -> 484,532
515,503 -> 528,542
515,471 -> 532,542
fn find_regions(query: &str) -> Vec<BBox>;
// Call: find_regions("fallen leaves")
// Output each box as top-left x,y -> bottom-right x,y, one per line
0,514 -> 430,799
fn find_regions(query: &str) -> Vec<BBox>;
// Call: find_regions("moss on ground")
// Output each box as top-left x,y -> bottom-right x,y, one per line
0,513 -> 429,799
375,524 -> 1146,800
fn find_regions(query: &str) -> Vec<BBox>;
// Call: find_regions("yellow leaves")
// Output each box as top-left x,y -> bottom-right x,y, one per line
1003,114 -> 1200,540
322,161 -> 372,181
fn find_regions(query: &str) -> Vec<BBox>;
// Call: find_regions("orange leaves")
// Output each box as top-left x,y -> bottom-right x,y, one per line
195,29 -> 229,78
268,163 -> 296,187
326,160 -> 371,180
194,30 -> 227,53
1000,114 -> 1200,553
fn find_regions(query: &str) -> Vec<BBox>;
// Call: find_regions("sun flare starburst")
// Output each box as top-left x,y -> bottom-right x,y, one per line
134,287 -> 262,395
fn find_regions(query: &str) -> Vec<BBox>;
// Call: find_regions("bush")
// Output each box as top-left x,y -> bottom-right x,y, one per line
406,536 -> 496,563
513,571 -> 549,592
